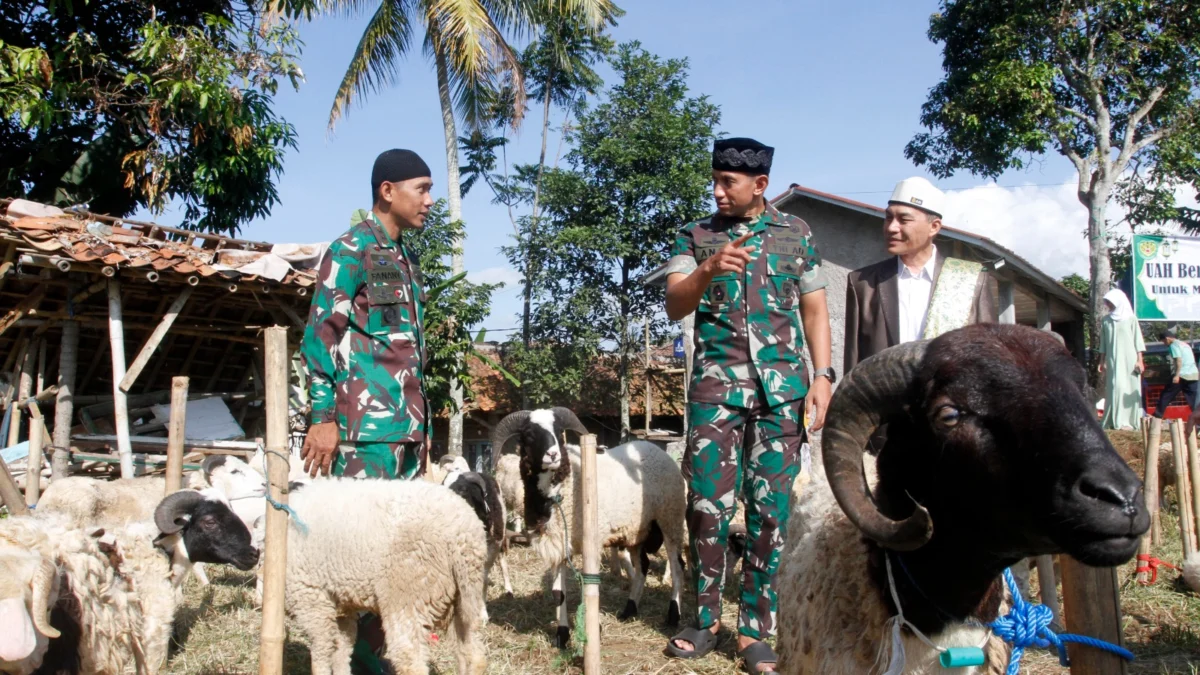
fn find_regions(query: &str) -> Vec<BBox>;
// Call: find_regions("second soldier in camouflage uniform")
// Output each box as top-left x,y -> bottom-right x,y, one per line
664,138 -> 834,673
299,148 -> 434,675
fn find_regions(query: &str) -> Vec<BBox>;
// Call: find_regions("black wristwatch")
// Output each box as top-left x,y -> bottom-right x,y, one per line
813,367 -> 837,384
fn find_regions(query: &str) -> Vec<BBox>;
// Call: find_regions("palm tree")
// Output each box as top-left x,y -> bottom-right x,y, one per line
280,0 -> 617,457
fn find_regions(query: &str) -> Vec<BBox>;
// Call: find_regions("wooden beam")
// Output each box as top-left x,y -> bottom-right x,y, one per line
119,287 -> 194,392
273,293 -> 306,328
107,278 -> 134,478
7,343 -> 35,448
998,281 -> 1016,325
580,433 -> 601,674
52,319 -> 79,478
0,286 -> 46,337
73,434 -> 260,452
25,416 -> 43,505
1060,558 -> 1127,675
0,453 -> 29,516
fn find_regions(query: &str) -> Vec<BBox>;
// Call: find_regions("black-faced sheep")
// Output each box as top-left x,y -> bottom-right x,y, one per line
259,478 -> 488,675
443,469 -> 514,599
492,408 -> 687,648
1,489 -> 258,675
775,324 -> 1150,674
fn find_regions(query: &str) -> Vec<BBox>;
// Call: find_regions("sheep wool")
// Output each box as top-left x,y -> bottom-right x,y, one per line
275,478 -> 488,675
494,453 -> 525,530
774,483 -> 1009,675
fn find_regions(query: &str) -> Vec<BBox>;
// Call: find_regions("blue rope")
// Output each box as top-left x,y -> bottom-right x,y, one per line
265,495 -> 308,535
989,568 -> 1134,674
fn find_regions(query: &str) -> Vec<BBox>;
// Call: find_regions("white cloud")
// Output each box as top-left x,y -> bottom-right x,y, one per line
941,180 -> 1090,280
468,266 -> 523,289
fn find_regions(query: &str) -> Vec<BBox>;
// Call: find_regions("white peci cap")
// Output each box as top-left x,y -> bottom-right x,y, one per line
889,177 -> 945,218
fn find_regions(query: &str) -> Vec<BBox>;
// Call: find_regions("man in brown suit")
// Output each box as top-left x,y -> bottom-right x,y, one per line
844,177 -> 997,373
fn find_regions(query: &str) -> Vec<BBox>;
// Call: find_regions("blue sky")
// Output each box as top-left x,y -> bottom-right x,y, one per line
141,0 -> 1094,333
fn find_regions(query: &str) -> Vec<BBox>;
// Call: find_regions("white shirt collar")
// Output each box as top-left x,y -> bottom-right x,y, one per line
897,250 -> 937,281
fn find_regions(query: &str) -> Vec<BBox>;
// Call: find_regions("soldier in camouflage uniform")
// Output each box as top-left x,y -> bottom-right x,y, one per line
299,149 -> 434,675
664,138 -> 834,674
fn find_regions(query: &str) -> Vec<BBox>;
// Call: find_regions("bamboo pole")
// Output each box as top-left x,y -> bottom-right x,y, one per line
25,416 -> 43,506
580,433 -> 601,674
259,326 -> 289,675
107,278 -> 134,478
1146,416 -> 1163,547
0,454 -> 28,516
119,288 -> 194,392
644,318 -> 652,435
1137,418 -> 1159,584
1190,428 -> 1200,551
1035,555 -> 1060,622
1180,426 -> 1197,556
165,377 -> 188,495
35,339 -> 46,395
1171,420 -> 1197,556
52,319 -> 79,478
7,342 -> 36,448
1060,558 -> 1126,675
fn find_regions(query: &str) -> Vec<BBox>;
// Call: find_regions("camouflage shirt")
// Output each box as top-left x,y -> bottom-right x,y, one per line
667,204 -> 825,409
301,209 -> 428,443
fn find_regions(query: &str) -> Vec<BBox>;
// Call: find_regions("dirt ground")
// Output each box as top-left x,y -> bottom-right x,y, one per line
160,430 -> 1199,674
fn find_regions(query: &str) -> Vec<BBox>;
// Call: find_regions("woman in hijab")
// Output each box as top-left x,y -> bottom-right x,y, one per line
1098,288 -> 1146,430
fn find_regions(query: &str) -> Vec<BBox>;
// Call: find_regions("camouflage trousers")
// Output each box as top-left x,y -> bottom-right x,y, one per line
682,399 -> 804,640
334,441 -> 426,479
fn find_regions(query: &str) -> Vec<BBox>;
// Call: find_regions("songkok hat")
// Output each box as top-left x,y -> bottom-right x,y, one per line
372,149 -> 431,197
889,177 -> 945,217
712,138 -> 774,175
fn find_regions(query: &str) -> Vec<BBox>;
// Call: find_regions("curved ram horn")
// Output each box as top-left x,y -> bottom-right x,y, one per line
202,455 -> 228,480
154,490 -> 205,535
491,411 -> 531,456
551,407 -> 589,438
822,340 -> 933,551
30,558 -> 61,639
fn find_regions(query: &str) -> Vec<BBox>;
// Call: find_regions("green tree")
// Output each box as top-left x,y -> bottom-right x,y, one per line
907,0 -> 1200,366
408,199 -> 501,417
0,1 -> 301,234
282,0 -> 618,455
537,42 -> 719,439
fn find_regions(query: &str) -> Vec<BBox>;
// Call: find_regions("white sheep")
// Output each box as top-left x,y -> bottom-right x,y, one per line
492,408 -> 687,649
1,488 -> 258,675
1184,553 -> 1200,593
425,454 -> 471,486
264,478 -> 488,675
774,327 -> 1149,674
494,453 -> 525,533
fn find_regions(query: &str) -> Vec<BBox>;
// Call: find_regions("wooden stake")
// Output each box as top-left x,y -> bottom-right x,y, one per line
165,377 -> 188,495
1191,428 -> 1200,551
7,342 -> 36,448
119,288 -> 194,392
1171,420 -> 1197,556
580,433 -> 601,675
259,326 -> 289,675
1146,416 -> 1163,547
0,453 -> 29,516
52,319 -> 79,478
644,318 -> 652,435
107,279 -> 134,478
25,416 -> 43,506
35,339 -> 46,395
1060,557 -> 1126,675
1035,555 -> 1060,622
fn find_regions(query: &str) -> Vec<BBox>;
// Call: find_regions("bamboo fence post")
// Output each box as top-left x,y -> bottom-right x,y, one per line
580,433 -> 601,674
52,319 -> 79,478
1035,555 -> 1060,622
1188,428 -> 1200,551
165,377 -> 189,495
119,288 -> 193,392
0,454 -> 28,516
25,416 -> 43,506
107,278 -> 134,478
7,343 -> 35,448
644,318 -> 652,435
1060,557 -> 1127,675
1171,420 -> 1197,556
1146,417 -> 1163,547
35,340 -> 46,396
259,327 -> 289,675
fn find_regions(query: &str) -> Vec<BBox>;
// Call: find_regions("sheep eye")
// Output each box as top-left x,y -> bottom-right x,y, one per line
936,406 -> 961,427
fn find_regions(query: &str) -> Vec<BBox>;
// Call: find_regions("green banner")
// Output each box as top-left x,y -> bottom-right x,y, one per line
1131,234 -> 1200,321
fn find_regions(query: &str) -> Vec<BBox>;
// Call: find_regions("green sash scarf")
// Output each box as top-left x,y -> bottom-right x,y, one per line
921,258 -> 985,339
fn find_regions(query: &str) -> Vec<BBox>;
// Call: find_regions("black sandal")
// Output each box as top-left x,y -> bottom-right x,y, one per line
738,641 -> 778,674
665,626 -> 720,659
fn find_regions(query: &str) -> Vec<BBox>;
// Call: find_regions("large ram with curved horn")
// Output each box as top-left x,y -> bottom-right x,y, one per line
492,407 -> 688,648
774,324 -> 1148,674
